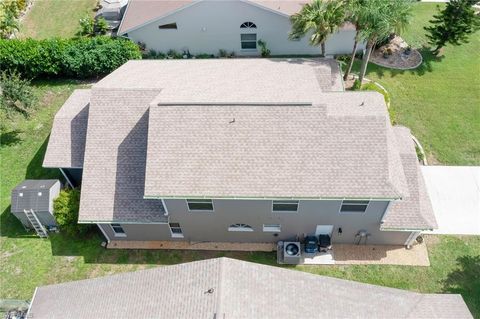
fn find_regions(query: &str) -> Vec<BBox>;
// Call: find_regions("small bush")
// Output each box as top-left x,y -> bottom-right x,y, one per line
0,37 -> 141,78
166,49 -> 182,59
0,72 -> 35,117
95,17 -> 109,35
351,79 -> 362,90
195,53 -> 214,59
53,189 -> 92,236
78,15 -> 95,37
257,39 -> 271,57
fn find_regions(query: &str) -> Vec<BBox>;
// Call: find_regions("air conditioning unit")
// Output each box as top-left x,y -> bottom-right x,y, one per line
283,241 -> 301,264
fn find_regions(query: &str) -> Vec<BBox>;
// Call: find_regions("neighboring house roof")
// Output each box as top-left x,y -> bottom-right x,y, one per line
27,257 -> 472,319
381,126 -> 438,230
11,180 -> 60,213
43,89 -> 90,169
118,0 -> 356,34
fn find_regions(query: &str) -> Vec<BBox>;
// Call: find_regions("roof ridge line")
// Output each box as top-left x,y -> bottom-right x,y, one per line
156,102 -> 313,106
215,258 -> 226,318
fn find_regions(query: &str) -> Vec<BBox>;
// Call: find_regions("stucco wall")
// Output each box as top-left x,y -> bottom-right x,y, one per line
124,1 -> 365,56
99,199 -> 411,245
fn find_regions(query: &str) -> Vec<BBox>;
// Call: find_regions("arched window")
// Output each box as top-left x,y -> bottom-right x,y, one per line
228,223 -> 254,232
240,21 -> 257,29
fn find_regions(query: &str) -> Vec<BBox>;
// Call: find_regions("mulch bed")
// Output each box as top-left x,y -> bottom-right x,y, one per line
370,36 -> 423,70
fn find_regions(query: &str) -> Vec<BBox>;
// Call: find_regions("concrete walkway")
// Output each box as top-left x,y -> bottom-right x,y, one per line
422,166 -> 480,235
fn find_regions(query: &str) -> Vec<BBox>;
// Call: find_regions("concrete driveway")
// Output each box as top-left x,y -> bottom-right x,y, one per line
422,166 -> 480,235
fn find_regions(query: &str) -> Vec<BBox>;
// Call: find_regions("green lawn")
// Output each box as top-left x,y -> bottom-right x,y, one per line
18,0 -> 98,39
352,3 -> 480,165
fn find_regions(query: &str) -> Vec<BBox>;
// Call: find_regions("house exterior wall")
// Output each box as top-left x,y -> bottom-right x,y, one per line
124,1 -> 364,56
99,199 -> 411,245
62,168 -> 83,187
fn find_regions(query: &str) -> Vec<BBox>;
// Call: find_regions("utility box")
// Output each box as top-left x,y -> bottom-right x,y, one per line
11,180 -> 61,236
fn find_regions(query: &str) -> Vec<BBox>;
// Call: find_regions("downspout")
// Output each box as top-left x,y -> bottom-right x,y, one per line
97,224 -> 111,244
26,287 -> 38,318
59,168 -> 74,189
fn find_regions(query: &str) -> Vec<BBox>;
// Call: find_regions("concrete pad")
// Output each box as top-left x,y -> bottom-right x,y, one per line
422,166 -> 480,235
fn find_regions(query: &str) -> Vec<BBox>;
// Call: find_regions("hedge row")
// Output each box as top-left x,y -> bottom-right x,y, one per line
0,37 -> 141,78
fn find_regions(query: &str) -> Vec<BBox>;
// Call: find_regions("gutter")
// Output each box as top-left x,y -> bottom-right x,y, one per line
144,195 -> 401,201
25,287 -> 38,318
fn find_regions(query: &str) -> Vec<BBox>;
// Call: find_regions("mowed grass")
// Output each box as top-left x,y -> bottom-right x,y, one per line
352,3 -> 480,164
18,0 -> 98,39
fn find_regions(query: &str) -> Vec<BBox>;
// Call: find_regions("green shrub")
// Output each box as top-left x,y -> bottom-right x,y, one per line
257,39 -> 271,57
0,37 -> 141,78
351,79 -> 362,90
95,17 -> 109,35
0,72 -> 35,117
0,0 -> 20,39
53,189 -> 92,236
78,15 -> 95,37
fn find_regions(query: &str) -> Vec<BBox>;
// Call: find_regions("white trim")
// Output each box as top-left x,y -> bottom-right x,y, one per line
79,220 -> 169,225
97,224 -> 111,243
168,222 -> 184,238
59,168 -> 74,188
109,224 -> 127,238
26,287 -> 38,318
145,195 -> 400,201
161,199 -> 169,216
339,199 -> 370,214
118,0 -> 201,35
271,200 -> 299,213
263,224 -> 281,232
186,199 -> 215,212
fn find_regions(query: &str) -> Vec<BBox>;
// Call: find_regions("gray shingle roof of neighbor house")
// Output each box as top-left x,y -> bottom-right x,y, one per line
43,89 -> 90,169
117,0 -> 357,34
44,58 -> 434,230
381,126 -> 438,230
11,180 -> 60,213
27,257 -> 472,319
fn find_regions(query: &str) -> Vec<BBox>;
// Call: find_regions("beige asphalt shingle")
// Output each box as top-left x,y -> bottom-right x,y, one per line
145,102 -> 408,199
381,126 -> 438,230
44,59 -> 432,228
43,89 -> 90,168
28,258 -> 472,319
78,88 -> 167,222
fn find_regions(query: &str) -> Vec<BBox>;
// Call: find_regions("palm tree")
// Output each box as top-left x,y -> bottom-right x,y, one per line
343,0 -> 366,81
357,0 -> 413,83
289,0 -> 346,57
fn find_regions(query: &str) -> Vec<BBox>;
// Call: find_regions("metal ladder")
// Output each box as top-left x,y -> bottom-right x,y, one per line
24,209 -> 48,238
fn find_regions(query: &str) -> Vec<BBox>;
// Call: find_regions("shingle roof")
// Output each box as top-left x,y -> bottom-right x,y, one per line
11,180 -> 60,213
144,101 -> 408,199
118,0 -> 356,34
43,89 -> 90,168
28,258 -> 472,319
381,126 -> 438,230
78,88 -> 167,223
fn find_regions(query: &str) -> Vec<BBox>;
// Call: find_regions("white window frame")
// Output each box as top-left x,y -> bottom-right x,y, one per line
339,200 -> 370,214
263,224 -> 281,233
186,199 -> 214,212
228,223 -> 254,232
110,223 -> 127,238
240,33 -> 257,50
272,200 -> 299,213
169,222 -> 184,238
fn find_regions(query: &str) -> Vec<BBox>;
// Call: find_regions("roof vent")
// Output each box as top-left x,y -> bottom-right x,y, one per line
229,118 -> 235,124
21,186 -> 26,189
19,193 -> 23,197
38,192 -> 42,197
